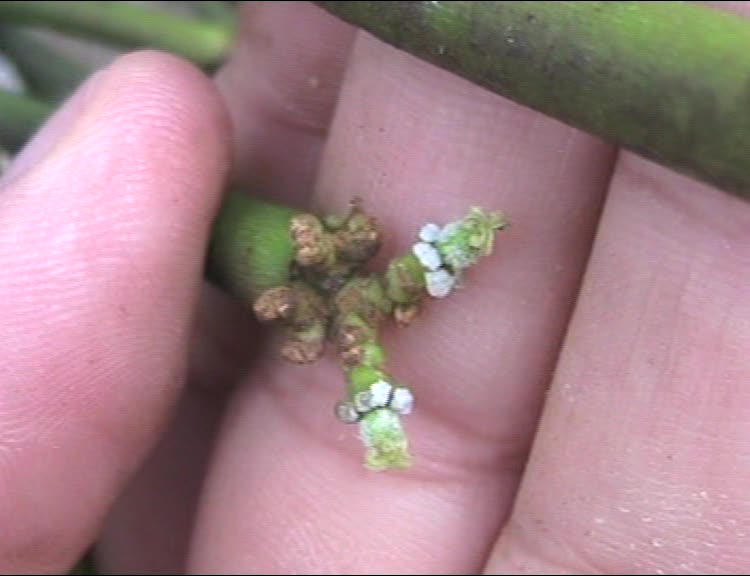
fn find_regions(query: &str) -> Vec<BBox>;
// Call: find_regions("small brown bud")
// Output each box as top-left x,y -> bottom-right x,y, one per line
334,206 -> 381,263
394,303 -> 420,327
281,339 -> 324,364
288,283 -> 328,326
290,214 -> 323,244
337,323 -> 368,350
296,245 -> 325,267
253,286 -> 295,322
290,214 -> 334,267
340,345 -> 365,366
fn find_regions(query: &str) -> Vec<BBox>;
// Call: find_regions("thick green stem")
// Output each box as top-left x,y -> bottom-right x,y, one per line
314,1 -> 750,199
208,191 -> 301,301
0,89 -> 51,151
0,1 -> 234,67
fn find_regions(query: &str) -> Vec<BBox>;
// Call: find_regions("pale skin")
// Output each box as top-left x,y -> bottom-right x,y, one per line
0,2 -> 749,574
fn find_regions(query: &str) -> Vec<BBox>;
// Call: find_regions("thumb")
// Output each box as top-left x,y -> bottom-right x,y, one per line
0,51 -> 229,572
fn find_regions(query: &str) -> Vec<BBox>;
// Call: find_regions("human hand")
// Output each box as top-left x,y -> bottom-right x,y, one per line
1,2 -> 748,574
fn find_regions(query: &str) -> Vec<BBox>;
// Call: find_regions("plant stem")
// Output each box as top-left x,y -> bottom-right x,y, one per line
0,1 -> 234,68
314,1 -> 750,200
0,26 -> 93,103
193,1 -> 238,27
208,191 -> 302,301
0,88 -> 51,151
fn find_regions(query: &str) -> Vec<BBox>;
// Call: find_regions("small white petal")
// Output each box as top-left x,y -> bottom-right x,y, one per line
369,380 -> 393,407
425,269 -> 455,298
412,242 -> 442,271
418,223 -> 441,243
390,388 -> 414,415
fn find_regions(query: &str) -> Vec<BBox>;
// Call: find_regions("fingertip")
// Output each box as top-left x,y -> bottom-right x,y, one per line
68,49 -> 232,214
6,49 -> 232,209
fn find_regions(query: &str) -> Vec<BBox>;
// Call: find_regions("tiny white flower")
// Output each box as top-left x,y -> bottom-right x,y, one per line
425,269 -> 455,298
369,380 -> 393,407
335,400 -> 360,424
418,223 -> 441,243
390,388 -> 414,415
412,242 -> 442,271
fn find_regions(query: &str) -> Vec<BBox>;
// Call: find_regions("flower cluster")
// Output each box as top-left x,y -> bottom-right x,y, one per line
247,198 -> 507,471
411,207 -> 507,298
335,365 -> 415,470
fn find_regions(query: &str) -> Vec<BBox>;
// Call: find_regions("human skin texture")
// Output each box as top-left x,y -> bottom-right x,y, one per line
1,2 -> 748,574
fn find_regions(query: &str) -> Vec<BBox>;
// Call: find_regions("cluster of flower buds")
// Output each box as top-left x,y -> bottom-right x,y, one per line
335,364 -> 415,470
250,198 -> 506,471
411,207 -> 508,298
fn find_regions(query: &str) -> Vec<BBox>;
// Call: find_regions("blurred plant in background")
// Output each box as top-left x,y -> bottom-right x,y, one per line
0,1 -> 237,162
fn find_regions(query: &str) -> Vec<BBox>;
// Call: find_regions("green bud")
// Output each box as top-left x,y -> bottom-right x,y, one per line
323,213 -> 346,230
361,341 -> 386,369
335,277 -> 392,321
359,408 -> 412,471
384,253 -> 426,303
291,320 -> 326,344
347,365 -> 386,395
436,207 -> 507,271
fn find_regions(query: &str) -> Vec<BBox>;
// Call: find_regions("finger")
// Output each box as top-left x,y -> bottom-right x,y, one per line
489,2 -> 750,573
0,51 -> 229,573
486,154 -> 750,574
94,283 -> 258,574
94,383 -> 228,575
215,0 -> 356,201
189,33 -> 615,574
